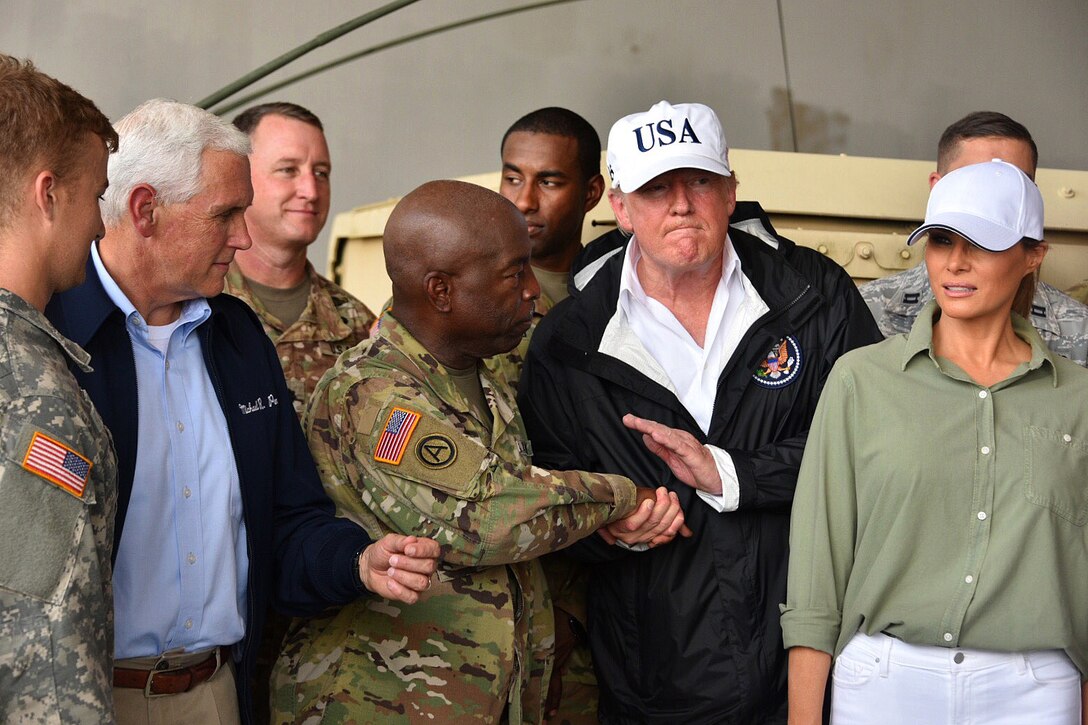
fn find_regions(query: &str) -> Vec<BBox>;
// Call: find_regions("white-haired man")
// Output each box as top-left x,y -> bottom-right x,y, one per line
45,99 -> 439,725
518,100 -> 881,722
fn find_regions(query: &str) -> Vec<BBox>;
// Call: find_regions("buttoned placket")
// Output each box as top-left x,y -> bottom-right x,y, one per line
937,384 -> 996,646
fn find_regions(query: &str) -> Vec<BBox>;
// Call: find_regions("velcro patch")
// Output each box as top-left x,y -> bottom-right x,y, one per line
370,407 -> 488,498
21,431 -> 92,498
374,407 -> 422,465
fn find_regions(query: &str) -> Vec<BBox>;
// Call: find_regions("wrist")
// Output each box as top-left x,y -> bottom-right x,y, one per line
351,546 -> 367,592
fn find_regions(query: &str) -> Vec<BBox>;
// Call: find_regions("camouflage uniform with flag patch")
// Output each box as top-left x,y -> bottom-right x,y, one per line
0,289 -> 118,723
271,311 -> 638,724
486,289 -> 599,725
224,261 -> 376,418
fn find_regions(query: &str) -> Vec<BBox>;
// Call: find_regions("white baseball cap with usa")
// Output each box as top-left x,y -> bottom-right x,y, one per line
606,100 -> 731,193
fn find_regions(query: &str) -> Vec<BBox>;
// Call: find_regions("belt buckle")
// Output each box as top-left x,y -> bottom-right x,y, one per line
143,656 -> 173,699
142,648 -> 222,698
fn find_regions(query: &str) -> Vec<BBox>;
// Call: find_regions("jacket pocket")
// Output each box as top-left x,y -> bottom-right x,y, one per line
0,607 -> 59,722
1024,425 -> 1088,526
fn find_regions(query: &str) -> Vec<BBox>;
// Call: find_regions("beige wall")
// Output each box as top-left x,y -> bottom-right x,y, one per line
5,0 -> 1086,274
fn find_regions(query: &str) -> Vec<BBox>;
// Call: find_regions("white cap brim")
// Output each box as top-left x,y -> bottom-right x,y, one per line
614,153 -> 730,193
906,213 -> 1030,252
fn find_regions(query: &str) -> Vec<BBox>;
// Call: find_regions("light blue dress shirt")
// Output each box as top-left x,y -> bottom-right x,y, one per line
92,246 -> 249,658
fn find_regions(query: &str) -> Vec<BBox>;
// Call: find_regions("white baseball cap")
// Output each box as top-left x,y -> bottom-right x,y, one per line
606,100 -> 731,192
906,159 -> 1044,252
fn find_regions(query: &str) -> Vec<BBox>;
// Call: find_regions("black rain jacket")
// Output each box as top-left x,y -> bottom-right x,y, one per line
518,207 -> 881,723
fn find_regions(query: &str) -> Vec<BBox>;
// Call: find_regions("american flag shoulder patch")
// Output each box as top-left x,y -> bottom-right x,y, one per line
374,407 -> 422,465
21,430 -> 93,498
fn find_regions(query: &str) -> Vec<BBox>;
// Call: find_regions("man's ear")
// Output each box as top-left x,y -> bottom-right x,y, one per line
129,185 -> 157,238
32,170 -> 59,221
608,189 -> 633,234
424,271 -> 453,313
583,173 -> 605,213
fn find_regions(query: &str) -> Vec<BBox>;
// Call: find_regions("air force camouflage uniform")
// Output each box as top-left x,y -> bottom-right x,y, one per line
271,312 -> 637,724
860,263 -> 1088,367
0,289 -> 118,723
224,261 -> 376,417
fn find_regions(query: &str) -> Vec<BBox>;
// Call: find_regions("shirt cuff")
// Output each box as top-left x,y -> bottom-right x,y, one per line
697,445 -> 741,512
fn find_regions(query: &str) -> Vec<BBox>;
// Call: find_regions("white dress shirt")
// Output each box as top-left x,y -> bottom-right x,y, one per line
600,235 -> 769,512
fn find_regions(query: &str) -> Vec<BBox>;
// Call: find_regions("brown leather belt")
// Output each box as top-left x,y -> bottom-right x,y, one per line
113,646 -> 227,697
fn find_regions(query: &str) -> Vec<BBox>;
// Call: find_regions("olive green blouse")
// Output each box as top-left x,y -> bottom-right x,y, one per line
782,303 -> 1088,678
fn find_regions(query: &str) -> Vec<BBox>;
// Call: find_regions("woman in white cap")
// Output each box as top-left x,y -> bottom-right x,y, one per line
780,159 -> 1088,724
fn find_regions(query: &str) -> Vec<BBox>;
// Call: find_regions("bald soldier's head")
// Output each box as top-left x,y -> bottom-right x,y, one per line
385,180 -> 540,368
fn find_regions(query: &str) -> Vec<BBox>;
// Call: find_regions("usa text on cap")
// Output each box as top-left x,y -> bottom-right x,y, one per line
606,100 -> 731,193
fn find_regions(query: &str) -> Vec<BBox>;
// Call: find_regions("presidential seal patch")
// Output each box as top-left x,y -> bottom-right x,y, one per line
753,335 -> 802,388
416,434 -> 457,469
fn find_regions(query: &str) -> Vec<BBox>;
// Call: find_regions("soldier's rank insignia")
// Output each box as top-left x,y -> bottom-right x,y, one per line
22,430 -> 92,498
374,407 -> 422,464
753,335 -> 802,388
416,434 -> 457,469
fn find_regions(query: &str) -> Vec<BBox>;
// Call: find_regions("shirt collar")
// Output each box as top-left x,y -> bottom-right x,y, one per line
91,243 -> 210,336
902,300 -> 1058,385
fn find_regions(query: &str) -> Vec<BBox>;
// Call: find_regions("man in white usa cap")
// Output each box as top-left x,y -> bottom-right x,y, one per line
518,100 -> 881,723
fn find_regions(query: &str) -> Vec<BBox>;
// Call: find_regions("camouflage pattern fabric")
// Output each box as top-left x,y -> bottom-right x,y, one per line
0,289 -> 118,723
485,288 -> 599,724
1068,278 -> 1088,306
224,261 -> 376,418
271,311 -> 637,724
859,263 -> 1088,366
226,262 -> 376,724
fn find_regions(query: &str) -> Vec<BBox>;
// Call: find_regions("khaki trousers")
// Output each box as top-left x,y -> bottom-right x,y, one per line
113,653 -> 241,725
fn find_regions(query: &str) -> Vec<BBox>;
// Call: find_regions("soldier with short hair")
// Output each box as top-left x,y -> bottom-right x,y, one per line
272,179 -> 690,724
859,111 -> 1088,367
495,106 -> 606,723
0,54 -> 119,722
226,102 -> 377,418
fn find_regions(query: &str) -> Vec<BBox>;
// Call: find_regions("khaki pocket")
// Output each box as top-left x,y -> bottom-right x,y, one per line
1024,425 -> 1088,526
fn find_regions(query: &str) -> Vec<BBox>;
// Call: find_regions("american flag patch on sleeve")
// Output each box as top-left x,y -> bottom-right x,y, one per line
373,407 -> 422,465
22,431 -> 92,498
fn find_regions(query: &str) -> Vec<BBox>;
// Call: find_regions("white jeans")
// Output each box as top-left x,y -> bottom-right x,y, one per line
831,632 -> 1081,724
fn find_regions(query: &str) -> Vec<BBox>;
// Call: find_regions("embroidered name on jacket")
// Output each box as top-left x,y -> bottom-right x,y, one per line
238,394 -> 279,414
753,336 -> 802,388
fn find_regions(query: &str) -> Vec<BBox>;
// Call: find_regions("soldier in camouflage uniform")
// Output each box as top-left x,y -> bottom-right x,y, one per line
227,102 -> 377,418
859,110 -> 1088,367
0,55 -> 120,722
227,104 -> 379,722
272,180 -> 689,724
494,108 -> 606,723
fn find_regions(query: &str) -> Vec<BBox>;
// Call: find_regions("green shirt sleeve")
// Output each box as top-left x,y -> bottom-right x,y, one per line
780,362 -> 858,654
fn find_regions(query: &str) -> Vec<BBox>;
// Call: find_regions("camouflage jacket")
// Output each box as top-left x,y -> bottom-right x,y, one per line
0,289 -> 118,723
272,312 -> 636,724
860,263 -> 1088,366
224,262 -> 376,417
